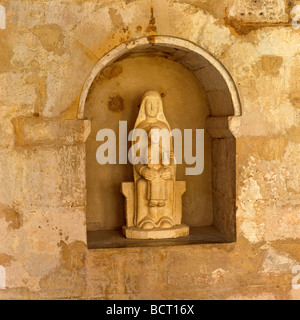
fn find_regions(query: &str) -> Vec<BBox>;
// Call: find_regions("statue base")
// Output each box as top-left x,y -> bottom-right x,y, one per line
122,224 -> 189,240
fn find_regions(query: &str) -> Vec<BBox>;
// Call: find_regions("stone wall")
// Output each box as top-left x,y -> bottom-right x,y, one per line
0,0 -> 299,299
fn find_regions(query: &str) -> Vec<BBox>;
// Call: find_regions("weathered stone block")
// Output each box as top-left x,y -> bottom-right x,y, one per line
19,145 -> 86,208
227,0 -> 289,24
238,199 -> 300,242
12,118 -> 91,147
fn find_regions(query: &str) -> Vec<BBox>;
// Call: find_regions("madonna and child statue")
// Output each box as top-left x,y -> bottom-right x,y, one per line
121,90 -> 189,239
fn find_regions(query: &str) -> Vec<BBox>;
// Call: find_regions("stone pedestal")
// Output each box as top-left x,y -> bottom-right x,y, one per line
122,224 -> 189,240
122,181 -> 188,240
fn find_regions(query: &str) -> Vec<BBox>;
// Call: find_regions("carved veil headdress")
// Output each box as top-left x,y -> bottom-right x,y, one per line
134,90 -> 171,131
131,90 -> 175,183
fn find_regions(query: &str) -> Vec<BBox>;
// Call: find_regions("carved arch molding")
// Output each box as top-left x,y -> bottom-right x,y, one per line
78,35 -> 241,119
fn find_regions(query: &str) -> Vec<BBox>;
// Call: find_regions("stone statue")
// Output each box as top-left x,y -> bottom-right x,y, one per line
121,90 -> 189,239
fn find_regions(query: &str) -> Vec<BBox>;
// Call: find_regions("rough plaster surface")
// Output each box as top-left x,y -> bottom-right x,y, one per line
0,0 -> 299,299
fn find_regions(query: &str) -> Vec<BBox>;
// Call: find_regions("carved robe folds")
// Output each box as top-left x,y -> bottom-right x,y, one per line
121,90 -> 189,239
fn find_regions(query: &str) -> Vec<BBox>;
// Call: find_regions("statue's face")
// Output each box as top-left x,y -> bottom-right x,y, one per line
145,97 -> 159,118
150,129 -> 160,145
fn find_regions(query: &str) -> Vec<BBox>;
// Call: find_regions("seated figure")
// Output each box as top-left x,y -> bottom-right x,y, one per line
121,90 -> 189,239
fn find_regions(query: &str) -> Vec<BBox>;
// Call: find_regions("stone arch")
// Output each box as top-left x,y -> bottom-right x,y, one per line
83,35 -> 241,246
78,35 -> 241,119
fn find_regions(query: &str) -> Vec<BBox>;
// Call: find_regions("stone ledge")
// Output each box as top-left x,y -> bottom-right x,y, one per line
87,226 -> 229,249
206,117 -> 235,138
12,117 -> 91,147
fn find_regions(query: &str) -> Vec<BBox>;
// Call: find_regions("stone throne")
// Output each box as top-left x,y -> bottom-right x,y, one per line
121,90 -> 189,239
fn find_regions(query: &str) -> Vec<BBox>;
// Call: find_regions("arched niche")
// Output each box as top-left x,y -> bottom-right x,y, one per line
81,36 -> 241,248
79,36 -> 241,119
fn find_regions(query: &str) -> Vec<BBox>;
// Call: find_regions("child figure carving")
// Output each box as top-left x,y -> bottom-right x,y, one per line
146,127 -> 173,208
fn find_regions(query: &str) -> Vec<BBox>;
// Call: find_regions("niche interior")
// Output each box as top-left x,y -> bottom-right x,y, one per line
81,36 -> 241,248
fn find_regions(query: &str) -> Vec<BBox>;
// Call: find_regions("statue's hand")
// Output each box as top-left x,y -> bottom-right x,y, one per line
142,168 -> 157,181
161,167 -> 173,180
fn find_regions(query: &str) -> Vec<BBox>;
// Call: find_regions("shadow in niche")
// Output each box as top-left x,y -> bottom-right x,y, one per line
86,134 -> 237,249
87,135 -> 237,249
83,36 -> 240,249
87,226 -> 231,249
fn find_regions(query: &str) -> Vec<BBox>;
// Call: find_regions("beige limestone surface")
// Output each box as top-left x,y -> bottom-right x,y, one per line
0,0 -> 299,300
